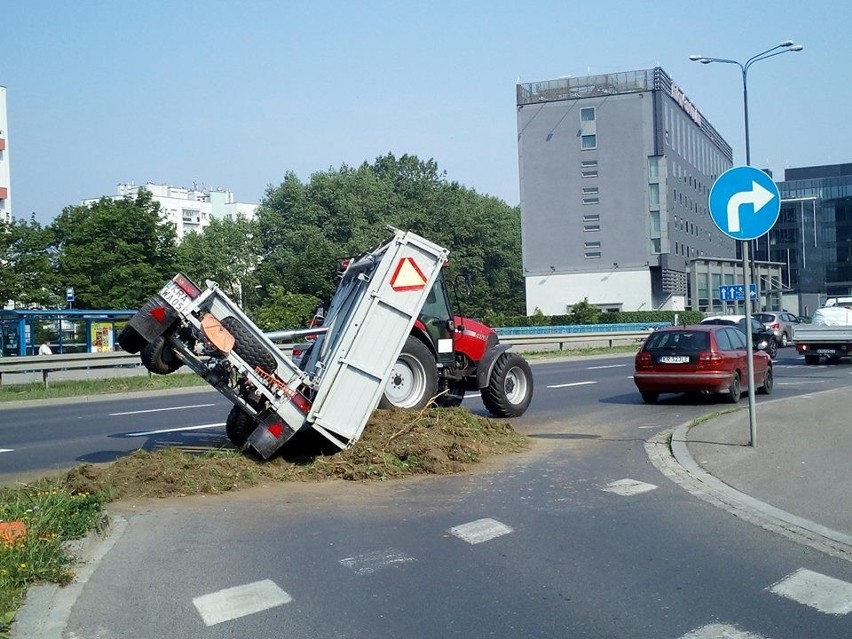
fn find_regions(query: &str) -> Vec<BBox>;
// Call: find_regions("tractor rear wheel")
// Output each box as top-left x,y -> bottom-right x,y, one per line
481,352 -> 533,417
379,336 -> 438,410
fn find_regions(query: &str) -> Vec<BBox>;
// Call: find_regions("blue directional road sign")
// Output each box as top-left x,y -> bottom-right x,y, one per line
709,166 -> 780,241
719,284 -> 757,301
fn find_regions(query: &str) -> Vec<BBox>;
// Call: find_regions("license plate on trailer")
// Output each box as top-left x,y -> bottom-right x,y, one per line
159,280 -> 193,313
659,355 -> 689,364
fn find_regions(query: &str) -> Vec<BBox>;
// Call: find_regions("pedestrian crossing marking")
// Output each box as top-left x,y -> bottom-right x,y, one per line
339,548 -> 416,575
679,624 -> 766,638
769,568 -> 852,615
448,518 -> 513,544
601,478 -> 658,496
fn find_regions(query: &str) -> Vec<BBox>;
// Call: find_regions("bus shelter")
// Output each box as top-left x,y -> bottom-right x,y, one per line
0,309 -> 137,357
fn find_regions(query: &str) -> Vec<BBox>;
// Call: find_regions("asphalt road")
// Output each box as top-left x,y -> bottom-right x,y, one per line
8,349 -> 852,637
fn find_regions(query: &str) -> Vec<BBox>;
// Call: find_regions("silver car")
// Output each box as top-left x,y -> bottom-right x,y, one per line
753,311 -> 802,348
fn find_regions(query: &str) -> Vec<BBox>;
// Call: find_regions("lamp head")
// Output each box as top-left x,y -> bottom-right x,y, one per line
780,40 -> 795,47
790,44 -> 804,51
688,54 -> 703,61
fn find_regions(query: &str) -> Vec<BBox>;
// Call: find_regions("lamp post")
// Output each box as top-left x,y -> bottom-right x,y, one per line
689,41 -> 803,448
689,41 -> 804,311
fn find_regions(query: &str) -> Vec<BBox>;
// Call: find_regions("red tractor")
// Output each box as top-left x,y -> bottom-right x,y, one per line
327,266 -> 534,417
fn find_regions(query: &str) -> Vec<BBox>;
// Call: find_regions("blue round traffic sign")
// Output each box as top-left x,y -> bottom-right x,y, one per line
708,166 -> 780,241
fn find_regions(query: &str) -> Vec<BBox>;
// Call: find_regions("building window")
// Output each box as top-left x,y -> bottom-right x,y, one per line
581,134 -> 597,150
582,187 -> 599,195
581,107 -> 596,121
583,213 -> 600,222
584,241 -> 601,249
648,156 -> 660,179
584,224 -> 600,232
584,251 -> 601,259
651,238 -> 661,253
582,197 -> 599,205
650,211 -> 661,235
649,183 -> 660,209
581,159 -> 598,178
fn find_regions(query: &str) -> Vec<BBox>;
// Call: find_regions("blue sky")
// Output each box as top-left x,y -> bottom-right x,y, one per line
2,1 -> 847,223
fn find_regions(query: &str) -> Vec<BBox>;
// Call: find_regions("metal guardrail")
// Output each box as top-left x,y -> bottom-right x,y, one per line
0,328 -> 658,386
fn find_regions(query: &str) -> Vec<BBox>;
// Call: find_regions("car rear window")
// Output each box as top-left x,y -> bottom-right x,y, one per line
753,313 -> 774,322
644,331 -> 709,352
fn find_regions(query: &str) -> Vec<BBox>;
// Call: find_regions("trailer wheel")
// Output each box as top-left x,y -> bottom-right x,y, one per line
220,316 -> 277,373
379,336 -> 438,410
225,405 -> 256,447
481,352 -> 533,417
117,325 -> 147,354
140,336 -> 182,375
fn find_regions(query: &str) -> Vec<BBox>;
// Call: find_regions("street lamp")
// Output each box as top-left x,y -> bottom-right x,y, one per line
689,41 -> 803,448
689,41 -> 804,167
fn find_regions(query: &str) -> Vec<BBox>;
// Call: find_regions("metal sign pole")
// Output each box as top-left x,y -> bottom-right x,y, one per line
742,241 -> 758,447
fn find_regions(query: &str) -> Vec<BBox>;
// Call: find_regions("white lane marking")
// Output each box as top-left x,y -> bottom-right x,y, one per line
679,624 -> 767,638
449,518 -> 513,545
110,403 -> 215,416
0,449 -> 13,453
769,568 -> 852,615
586,364 -> 627,370
193,579 -> 292,626
547,381 -> 597,389
339,548 -> 416,575
125,423 -> 224,437
600,478 -> 658,496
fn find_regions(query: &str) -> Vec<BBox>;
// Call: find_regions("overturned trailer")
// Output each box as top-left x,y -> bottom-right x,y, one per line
118,229 -> 449,458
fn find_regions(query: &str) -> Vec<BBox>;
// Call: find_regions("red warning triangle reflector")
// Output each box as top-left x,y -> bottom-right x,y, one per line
389,257 -> 428,292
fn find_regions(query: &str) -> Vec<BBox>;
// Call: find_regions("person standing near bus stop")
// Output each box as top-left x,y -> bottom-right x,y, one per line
38,340 -> 52,356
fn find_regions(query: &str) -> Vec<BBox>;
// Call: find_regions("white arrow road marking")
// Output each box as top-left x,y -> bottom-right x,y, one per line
547,381 -> 597,389
769,568 -> 852,615
448,518 -> 513,545
727,180 -> 775,233
125,423 -> 224,437
109,403 -> 215,416
193,579 -> 292,626
586,364 -> 627,370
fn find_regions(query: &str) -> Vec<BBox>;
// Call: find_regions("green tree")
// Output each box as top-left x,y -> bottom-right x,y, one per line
255,154 -> 524,319
177,215 -> 261,304
51,191 -> 179,309
0,216 -> 61,308
569,298 -> 601,324
252,286 -> 321,331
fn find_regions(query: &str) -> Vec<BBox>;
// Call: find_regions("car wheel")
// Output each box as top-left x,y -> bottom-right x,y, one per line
780,332 -> 789,348
767,340 -> 778,359
758,366 -> 773,395
725,372 -> 742,403
640,391 -> 659,404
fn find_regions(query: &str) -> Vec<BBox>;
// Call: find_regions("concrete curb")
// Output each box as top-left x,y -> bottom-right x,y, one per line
646,414 -> 852,564
12,514 -> 129,639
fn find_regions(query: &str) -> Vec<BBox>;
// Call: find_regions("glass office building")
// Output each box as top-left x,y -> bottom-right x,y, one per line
752,163 -> 852,313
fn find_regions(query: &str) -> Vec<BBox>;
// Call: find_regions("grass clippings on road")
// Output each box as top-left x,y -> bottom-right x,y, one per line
64,407 -> 528,499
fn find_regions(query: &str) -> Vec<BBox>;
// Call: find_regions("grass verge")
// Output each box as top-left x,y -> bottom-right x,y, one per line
0,372 -> 208,404
0,406 -> 527,635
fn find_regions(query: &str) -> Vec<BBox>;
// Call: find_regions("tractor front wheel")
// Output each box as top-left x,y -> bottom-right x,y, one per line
481,352 -> 534,417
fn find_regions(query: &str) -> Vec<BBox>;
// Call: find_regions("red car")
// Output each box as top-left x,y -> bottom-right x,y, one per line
633,324 -> 773,404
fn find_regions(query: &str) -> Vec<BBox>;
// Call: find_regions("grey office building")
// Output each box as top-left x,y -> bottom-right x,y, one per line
516,67 -> 737,314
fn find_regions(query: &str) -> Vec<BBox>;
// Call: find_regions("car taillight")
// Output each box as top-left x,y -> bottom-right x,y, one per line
698,351 -> 726,369
771,322 -> 780,330
173,273 -> 202,298
635,351 -> 652,368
